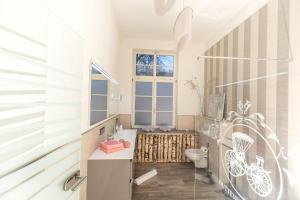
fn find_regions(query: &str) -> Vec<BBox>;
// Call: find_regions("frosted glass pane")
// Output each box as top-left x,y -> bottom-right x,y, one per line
136,82 -> 152,96
91,80 -> 107,94
91,95 -> 107,110
90,111 -> 107,125
157,82 -> 173,96
156,97 -> 173,111
135,112 -> 152,126
135,97 -> 152,110
156,112 -> 173,126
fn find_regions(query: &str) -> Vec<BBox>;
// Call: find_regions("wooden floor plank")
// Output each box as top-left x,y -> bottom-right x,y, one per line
133,163 -> 230,200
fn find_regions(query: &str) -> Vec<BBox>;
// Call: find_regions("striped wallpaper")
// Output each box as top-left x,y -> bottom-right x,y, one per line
202,0 -> 290,199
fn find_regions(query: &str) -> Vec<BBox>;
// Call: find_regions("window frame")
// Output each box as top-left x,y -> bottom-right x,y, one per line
132,49 -> 177,128
89,70 -> 110,126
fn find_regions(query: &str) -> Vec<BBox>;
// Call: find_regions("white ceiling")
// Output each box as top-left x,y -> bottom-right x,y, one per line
111,0 -> 266,45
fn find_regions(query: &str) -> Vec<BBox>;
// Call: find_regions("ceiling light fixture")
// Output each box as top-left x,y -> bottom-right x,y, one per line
173,6 -> 193,51
154,0 -> 194,51
154,0 -> 176,16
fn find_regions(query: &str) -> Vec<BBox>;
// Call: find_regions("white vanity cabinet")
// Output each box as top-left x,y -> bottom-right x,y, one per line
87,130 -> 137,200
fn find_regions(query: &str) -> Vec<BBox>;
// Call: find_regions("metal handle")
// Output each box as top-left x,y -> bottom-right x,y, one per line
63,170 -> 87,191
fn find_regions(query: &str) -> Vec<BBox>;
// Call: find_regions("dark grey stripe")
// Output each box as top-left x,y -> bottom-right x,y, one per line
256,5 -> 268,166
216,42 -> 220,94
204,51 -> 208,115
209,48 -> 213,95
242,19 -> 251,197
231,28 -> 239,189
223,36 -> 228,117
232,28 -> 239,111
243,18 -> 251,101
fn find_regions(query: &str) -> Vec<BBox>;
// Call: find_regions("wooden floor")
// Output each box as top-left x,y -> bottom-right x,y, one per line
132,163 -> 230,200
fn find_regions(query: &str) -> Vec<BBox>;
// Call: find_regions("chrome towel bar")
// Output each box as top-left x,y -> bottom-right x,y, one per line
63,170 -> 87,191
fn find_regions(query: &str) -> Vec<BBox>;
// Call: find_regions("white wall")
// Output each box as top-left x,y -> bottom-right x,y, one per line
42,0 -> 121,131
204,0 -> 269,50
177,43 -> 205,115
81,0 -> 120,131
118,37 -> 205,116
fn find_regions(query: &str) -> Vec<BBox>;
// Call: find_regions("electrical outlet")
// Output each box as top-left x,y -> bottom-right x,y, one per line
99,127 -> 105,136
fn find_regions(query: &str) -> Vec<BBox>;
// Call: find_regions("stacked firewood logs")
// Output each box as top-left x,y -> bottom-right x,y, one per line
134,132 -> 199,162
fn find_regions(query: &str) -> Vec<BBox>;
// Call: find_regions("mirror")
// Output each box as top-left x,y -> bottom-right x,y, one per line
207,93 -> 225,121
89,60 -> 119,126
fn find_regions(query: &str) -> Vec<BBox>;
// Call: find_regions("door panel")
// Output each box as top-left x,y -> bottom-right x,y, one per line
0,0 -> 83,199
134,81 -> 153,126
133,81 -> 175,128
155,82 -> 174,127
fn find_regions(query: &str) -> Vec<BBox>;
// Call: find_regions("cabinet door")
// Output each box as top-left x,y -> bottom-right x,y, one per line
87,160 -> 131,200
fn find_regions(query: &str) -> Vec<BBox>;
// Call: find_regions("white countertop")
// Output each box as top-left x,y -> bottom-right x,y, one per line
88,129 -> 137,160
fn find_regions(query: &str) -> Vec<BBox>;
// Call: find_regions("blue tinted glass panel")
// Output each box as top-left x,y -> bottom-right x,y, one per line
135,112 -> 152,126
156,55 -> 174,77
90,111 -> 107,125
156,97 -> 173,111
91,80 -> 107,94
156,55 -> 174,66
135,97 -> 152,110
136,54 -> 154,65
136,65 -> 153,76
91,95 -> 107,110
156,65 -> 173,77
156,112 -> 173,126
136,82 -> 152,96
156,82 -> 173,96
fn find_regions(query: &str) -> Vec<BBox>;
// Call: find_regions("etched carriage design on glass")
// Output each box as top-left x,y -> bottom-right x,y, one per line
225,132 -> 272,197
216,99 -> 292,200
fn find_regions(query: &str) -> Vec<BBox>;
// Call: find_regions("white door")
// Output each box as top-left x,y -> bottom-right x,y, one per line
0,0 -> 83,199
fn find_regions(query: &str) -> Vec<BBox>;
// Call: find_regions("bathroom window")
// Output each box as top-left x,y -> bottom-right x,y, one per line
136,54 -> 154,76
90,79 -> 108,125
90,66 -> 108,126
156,55 -> 174,77
89,61 -> 119,127
156,82 -> 174,126
133,50 -> 176,128
135,53 -> 174,77
134,81 -> 153,126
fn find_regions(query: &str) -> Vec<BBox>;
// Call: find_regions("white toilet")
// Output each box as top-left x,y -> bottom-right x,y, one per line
185,146 -> 208,168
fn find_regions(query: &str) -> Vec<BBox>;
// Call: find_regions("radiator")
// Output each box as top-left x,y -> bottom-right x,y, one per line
134,132 -> 199,162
